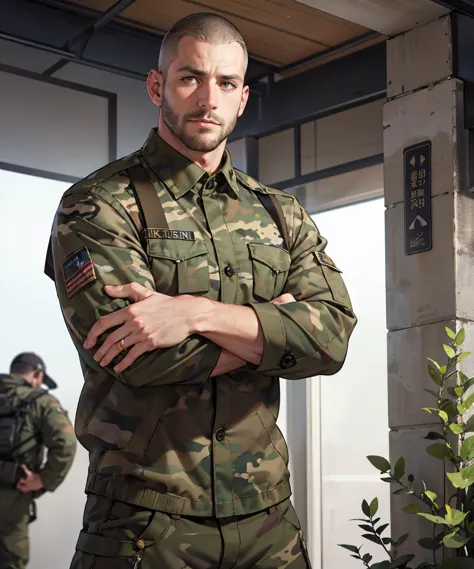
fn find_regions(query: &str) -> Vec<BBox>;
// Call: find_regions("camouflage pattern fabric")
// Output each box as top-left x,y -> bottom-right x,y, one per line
0,374 -> 77,569
48,129 -> 356,518
71,495 -> 312,569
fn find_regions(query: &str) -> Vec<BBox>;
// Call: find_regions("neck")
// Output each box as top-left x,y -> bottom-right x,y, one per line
157,118 -> 226,175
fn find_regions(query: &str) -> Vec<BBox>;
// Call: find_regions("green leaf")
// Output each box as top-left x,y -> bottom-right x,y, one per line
338,544 -> 360,554
382,537 -> 393,545
446,327 -> 456,340
370,497 -> 379,517
424,431 -> 445,441
403,503 -> 423,514
443,531 -> 471,549
372,563 -> 391,569
381,477 -> 398,484
426,443 -> 452,460
450,424 -> 464,435
457,351 -> 471,363
460,437 -> 474,461
362,499 -> 370,517
460,371 -> 470,384
447,463 -> 474,489
428,358 -> 441,370
393,488 -> 408,495
440,399 -> 457,419
425,388 -> 440,398
418,537 -> 438,550
418,513 -> 447,524
440,365 -> 448,374
445,505 -> 469,527
461,393 -> 474,414
362,533 -> 380,545
463,378 -> 474,392
465,416 -> 474,433
394,457 -> 405,480
395,533 -> 410,547
423,490 -> 438,507
438,410 -> 449,424
455,328 -> 466,346
390,554 -> 415,568
358,524 -> 374,532
455,386 -> 465,397
428,366 -> 443,386
362,553 -> 373,564
444,344 -> 456,359
377,523 -> 390,535
367,455 -> 391,473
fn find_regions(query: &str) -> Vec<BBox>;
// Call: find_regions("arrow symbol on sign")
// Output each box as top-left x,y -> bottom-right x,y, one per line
410,156 -> 416,167
420,155 -> 426,165
409,215 -> 428,230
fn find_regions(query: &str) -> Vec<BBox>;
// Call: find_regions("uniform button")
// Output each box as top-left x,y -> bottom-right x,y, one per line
224,265 -> 235,277
135,539 -> 145,550
206,179 -> 216,190
215,428 -> 226,442
280,351 -> 296,370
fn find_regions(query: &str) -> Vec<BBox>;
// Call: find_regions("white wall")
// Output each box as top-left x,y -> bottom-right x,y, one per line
309,199 -> 390,568
0,170 -> 86,566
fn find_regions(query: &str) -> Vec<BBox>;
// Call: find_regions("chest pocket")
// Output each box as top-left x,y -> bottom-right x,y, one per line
248,243 -> 291,301
146,240 -> 210,295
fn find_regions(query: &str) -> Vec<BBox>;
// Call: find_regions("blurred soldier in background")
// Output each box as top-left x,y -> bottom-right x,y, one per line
0,352 -> 77,569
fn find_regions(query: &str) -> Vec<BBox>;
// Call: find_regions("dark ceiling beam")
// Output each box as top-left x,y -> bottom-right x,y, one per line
43,0 -> 138,76
231,42 -> 387,140
432,0 -> 474,17
3,0 -> 273,84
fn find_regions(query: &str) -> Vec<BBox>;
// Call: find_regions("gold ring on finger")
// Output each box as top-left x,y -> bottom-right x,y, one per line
115,339 -> 127,353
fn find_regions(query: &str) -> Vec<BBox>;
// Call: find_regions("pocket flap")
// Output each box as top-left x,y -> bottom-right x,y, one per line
248,243 -> 291,273
146,239 -> 208,262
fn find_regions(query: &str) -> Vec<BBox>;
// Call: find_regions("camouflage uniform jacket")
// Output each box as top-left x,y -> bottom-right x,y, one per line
48,129 -> 357,518
0,374 -> 77,492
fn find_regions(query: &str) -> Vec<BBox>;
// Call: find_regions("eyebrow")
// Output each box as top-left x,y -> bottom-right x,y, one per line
177,66 -> 243,82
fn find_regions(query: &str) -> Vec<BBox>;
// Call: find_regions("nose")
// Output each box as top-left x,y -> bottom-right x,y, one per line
197,81 -> 218,112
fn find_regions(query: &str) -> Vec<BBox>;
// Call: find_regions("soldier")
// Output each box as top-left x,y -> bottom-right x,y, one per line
0,352 -> 77,569
46,12 -> 357,569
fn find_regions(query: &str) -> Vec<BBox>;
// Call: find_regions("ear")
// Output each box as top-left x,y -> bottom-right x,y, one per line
147,69 -> 164,108
34,370 -> 44,386
238,85 -> 250,118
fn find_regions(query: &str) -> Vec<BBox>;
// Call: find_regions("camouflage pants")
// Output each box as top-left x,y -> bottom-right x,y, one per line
70,495 -> 312,569
0,492 -> 31,569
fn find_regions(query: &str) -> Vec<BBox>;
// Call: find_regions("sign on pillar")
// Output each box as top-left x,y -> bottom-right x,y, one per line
404,141 -> 432,255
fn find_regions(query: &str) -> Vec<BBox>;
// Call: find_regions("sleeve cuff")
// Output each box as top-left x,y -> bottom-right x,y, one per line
248,302 -> 287,373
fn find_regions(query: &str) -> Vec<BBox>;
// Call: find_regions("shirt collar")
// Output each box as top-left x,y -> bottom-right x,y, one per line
141,129 -> 240,200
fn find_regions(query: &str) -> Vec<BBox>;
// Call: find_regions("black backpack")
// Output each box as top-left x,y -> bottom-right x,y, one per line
0,387 -> 46,485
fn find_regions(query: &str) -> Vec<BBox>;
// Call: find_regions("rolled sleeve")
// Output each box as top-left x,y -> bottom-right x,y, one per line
249,301 -> 287,373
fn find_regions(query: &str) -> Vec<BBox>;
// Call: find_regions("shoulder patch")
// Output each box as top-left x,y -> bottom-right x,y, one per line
62,247 -> 97,298
315,252 -> 342,272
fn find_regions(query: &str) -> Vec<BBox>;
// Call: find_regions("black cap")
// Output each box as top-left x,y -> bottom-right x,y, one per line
10,353 -> 57,390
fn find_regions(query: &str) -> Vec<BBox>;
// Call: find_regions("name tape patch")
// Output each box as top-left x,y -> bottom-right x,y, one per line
62,247 -> 97,298
143,228 -> 196,241
315,251 -> 341,272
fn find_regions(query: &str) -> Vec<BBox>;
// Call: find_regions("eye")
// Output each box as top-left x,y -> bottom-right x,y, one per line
221,81 -> 237,90
181,76 -> 197,85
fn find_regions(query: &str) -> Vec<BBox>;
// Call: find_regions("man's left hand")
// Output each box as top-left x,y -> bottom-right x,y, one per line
84,283 -> 203,372
16,465 -> 44,494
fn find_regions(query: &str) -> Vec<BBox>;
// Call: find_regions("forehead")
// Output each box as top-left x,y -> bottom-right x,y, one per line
171,37 -> 246,76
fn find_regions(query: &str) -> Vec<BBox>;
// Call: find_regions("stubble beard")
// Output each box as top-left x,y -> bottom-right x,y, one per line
161,97 -> 238,153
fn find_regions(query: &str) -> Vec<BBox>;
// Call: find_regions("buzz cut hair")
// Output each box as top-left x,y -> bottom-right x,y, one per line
158,12 -> 248,78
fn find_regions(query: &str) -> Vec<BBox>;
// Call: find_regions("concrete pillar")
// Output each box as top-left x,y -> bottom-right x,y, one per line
384,13 -> 474,561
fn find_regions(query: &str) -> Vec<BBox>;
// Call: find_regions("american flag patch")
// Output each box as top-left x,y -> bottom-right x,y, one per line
61,247 -> 97,298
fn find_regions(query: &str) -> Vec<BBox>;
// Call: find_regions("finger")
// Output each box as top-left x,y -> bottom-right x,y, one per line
104,283 -> 154,303
84,310 -> 129,349
21,464 -> 32,477
93,322 -> 135,363
99,333 -> 136,368
114,342 -> 148,373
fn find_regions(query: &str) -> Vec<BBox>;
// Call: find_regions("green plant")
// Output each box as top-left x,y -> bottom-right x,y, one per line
339,327 -> 474,569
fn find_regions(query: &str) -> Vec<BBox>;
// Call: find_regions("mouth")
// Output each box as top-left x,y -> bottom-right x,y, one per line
189,119 -> 219,126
